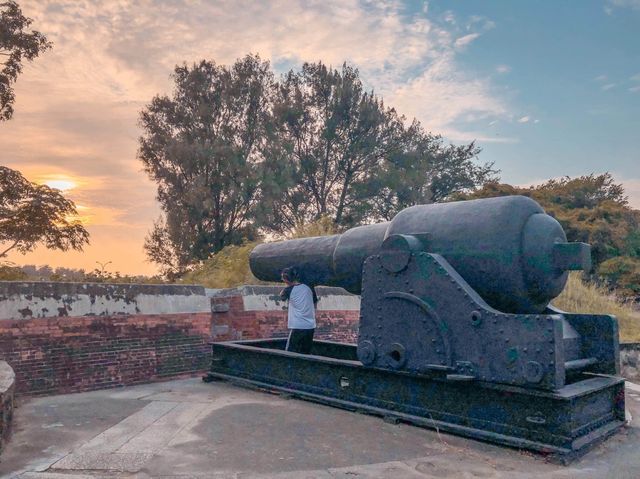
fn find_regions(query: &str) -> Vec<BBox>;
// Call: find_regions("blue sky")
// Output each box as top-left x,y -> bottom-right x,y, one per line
1,0 -> 638,274
423,0 -> 640,185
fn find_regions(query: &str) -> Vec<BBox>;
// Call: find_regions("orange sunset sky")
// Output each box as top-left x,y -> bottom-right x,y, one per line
2,1 -> 639,276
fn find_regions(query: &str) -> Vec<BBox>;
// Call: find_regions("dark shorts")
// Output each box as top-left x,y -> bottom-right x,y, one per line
286,328 -> 315,354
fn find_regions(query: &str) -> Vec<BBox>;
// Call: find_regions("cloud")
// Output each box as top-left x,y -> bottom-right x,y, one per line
630,85 -> 640,93
442,10 -> 456,24
3,0 -> 510,272
594,74 -> 608,82
606,0 -> 640,11
496,65 -> 511,74
601,83 -> 617,91
454,33 -> 480,49
619,178 -> 640,209
517,116 -> 530,123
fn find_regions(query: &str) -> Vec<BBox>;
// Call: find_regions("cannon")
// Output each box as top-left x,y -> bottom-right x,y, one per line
207,196 -> 625,460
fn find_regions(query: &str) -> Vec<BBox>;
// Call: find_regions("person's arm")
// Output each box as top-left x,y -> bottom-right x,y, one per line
280,285 -> 294,301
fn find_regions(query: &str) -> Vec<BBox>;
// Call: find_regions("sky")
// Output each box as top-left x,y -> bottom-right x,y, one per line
1,0 -> 639,275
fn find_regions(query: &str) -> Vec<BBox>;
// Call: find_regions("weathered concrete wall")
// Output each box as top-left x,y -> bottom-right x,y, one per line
0,282 -> 210,319
621,343 -> 640,381
211,285 -> 360,343
0,360 -> 15,453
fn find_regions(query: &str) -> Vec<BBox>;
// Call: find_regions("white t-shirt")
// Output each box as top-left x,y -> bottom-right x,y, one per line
287,284 -> 316,329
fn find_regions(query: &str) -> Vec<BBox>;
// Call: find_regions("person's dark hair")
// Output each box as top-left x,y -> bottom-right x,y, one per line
280,266 -> 318,305
281,266 -> 300,283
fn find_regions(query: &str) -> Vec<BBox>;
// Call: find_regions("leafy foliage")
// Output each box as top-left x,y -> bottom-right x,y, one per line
181,216 -> 338,289
139,55 -> 274,276
142,56 -> 495,276
1,263 -> 165,283
598,256 -> 640,296
289,215 -> 337,239
0,262 -> 25,279
0,1 -> 51,121
264,62 -> 496,230
0,166 -> 89,258
180,242 -> 261,289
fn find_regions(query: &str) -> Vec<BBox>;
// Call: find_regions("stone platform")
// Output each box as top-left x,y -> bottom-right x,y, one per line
1,378 -> 639,479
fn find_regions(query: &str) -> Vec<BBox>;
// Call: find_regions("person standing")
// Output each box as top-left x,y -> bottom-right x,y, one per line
280,267 -> 317,354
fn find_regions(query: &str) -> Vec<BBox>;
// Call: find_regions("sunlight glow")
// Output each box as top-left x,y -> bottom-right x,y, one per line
43,179 -> 77,191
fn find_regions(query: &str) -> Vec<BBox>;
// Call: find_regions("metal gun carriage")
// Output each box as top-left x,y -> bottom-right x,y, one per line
206,195 -> 625,461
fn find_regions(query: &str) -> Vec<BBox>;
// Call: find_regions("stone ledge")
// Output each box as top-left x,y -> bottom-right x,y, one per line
0,281 -> 210,320
0,360 -> 15,454
621,342 -> 640,381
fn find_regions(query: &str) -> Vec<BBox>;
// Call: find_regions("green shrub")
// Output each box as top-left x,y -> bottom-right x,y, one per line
598,256 -> 640,296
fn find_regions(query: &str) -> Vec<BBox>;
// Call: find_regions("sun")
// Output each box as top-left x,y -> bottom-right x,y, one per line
35,174 -> 79,192
43,179 -> 77,191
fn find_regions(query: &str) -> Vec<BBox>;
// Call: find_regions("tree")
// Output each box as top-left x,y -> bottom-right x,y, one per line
0,1 -> 51,121
0,166 -> 89,258
264,62 -> 496,231
142,56 -> 496,275
139,55 -> 275,276
598,256 -> 640,296
361,127 -> 494,222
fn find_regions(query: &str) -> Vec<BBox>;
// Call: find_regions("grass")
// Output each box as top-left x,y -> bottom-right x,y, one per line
552,272 -> 640,342
181,242 -> 263,289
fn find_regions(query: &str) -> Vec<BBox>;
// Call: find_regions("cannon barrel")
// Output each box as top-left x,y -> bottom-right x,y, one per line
250,196 -> 591,313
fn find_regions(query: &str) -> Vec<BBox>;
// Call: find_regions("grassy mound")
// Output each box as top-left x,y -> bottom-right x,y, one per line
181,217 -> 337,289
180,242 -> 263,289
553,273 -> 640,342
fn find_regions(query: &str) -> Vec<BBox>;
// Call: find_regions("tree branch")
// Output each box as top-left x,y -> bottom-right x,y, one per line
0,240 -> 20,258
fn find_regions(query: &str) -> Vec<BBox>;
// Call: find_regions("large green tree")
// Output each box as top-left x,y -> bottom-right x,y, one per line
141,57 -> 497,275
0,166 -> 89,258
0,1 -> 51,121
139,55 -> 275,276
264,62 -> 495,231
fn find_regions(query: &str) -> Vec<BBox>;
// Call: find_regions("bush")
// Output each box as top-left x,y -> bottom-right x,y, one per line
598,256 -> 640,296
0,264 -> 27,280
181,216 -> 339,289
181,242 -> 263,289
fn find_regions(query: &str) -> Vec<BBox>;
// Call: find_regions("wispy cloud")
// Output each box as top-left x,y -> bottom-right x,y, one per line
496,65 -> 511,74
594,74 -> 608,82
517,116 -> 531,123
601,83 -> 617,91
3,0 -> 511,272
454,33 -> 480,49
606,0 -> 640,12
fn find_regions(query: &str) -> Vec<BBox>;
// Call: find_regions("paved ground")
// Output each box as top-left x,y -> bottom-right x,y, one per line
1,378 -> 640,479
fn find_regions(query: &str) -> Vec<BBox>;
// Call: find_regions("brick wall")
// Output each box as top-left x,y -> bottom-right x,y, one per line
0,313 -> 211,395
0,282 -> 361,396
210,285 -> 360,344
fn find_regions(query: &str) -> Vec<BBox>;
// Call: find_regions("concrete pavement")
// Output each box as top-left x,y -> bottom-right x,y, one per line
1,377 -> 639,479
